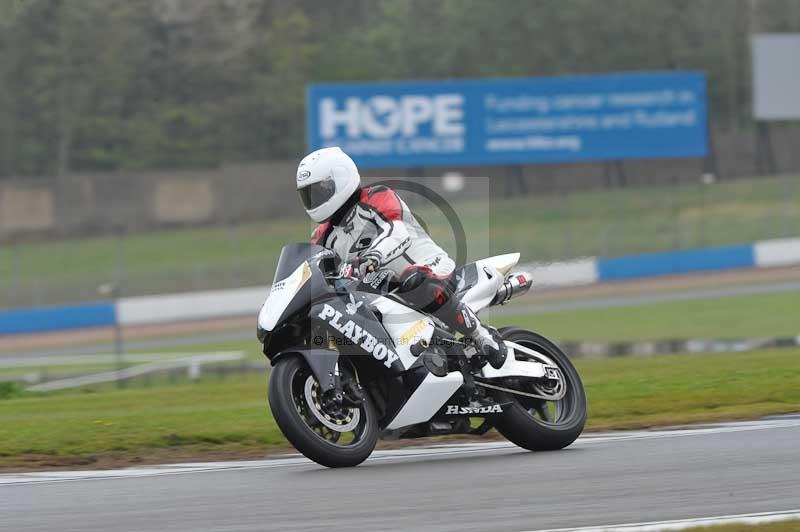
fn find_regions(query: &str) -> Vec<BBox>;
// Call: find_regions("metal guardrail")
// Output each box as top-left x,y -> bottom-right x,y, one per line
24,351 -> 245,392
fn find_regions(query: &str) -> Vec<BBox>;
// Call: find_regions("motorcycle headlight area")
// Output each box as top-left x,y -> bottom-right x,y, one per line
258,261 -> 313,332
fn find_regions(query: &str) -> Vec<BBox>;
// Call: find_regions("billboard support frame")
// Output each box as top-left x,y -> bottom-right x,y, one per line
702,108 -> 719,178
755,122 -> 777,176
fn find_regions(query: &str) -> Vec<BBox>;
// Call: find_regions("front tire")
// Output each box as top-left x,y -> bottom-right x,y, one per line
268,355 -> 378,468
492,328 -> 586,451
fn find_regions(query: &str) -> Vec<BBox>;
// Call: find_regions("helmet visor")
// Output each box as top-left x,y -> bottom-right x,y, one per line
298,178 -> 336,211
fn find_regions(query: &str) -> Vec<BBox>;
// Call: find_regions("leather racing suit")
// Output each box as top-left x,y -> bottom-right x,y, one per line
311,185 -> 506,366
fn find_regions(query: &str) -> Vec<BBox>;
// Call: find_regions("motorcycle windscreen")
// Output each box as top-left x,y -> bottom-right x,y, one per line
259,243 -> 330,333
272,243 -> 329,284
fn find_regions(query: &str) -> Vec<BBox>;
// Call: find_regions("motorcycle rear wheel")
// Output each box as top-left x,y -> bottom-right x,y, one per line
491,328 -> 586,451
268,354 -> 379,468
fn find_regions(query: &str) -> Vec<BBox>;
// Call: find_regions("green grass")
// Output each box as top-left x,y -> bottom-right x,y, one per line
489,174 -> 800,260
1,174 -> 798,307
0,374 -> 281,468
0,219 -> 306,307
0,382 -> 34,400
1,347 -> 798,470
582,348 -> 800,430
496,290 -> 800,342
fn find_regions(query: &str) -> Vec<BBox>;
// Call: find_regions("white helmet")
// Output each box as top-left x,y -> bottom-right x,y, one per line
296,147 -> 361,223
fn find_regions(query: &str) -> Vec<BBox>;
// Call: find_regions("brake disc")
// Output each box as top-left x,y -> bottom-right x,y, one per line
304,376 -> 361,432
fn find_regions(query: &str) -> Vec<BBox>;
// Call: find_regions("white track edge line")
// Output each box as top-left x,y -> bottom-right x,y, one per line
525,509 -> 800,531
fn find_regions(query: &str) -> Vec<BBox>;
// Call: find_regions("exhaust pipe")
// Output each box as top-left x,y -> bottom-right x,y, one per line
491,272 -> 533,306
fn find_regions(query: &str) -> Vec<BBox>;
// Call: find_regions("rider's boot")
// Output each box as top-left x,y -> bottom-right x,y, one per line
452,304 -> 508,369
417,277 -> 508,370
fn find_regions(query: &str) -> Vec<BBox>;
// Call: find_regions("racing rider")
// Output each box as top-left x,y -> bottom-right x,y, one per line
295,146 -> 507,369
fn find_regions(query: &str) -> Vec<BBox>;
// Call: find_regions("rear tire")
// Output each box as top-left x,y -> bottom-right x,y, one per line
268,355 -> 378,468
492,328 -> 586,451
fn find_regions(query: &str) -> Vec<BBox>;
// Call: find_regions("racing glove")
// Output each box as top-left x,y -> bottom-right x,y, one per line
356,253 -> 381,278
338,254 -> 381,279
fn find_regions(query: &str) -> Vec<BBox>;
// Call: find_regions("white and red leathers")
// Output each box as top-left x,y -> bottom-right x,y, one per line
310,185 -> 507,368
311,185 -> 454,279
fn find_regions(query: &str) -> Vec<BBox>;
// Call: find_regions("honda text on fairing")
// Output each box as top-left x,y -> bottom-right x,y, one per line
258,244 -> 586,468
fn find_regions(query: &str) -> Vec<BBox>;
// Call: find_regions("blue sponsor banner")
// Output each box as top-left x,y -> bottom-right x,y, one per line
307,72 -> 708,168
597,244 -> 755,282
0,302 -> 117,335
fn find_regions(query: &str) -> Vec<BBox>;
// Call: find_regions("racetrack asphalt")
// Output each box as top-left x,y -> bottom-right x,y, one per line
3,417 -> 799,532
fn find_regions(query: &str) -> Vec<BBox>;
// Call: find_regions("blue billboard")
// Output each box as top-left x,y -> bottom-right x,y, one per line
306,72 -> 708,168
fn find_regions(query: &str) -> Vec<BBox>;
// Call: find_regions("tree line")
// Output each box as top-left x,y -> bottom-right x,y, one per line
0,0 -> 798,178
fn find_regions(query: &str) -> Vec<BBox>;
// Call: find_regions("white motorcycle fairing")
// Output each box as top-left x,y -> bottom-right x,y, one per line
459,252 -> 520,313
373,253 -> 552,430
454,253 -> 555,382
258,261 -> 312,332
367,294 -> 464,429
480,341 -> 560,380
369,295 -> 435,371
385,371 -> 464,430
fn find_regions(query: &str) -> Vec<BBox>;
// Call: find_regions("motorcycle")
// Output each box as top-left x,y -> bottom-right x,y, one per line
258,243 -> 586,467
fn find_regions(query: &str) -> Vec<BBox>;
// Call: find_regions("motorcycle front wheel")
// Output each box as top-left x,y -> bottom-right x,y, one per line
268,354 -> 379,468
491,328 -> 586,451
